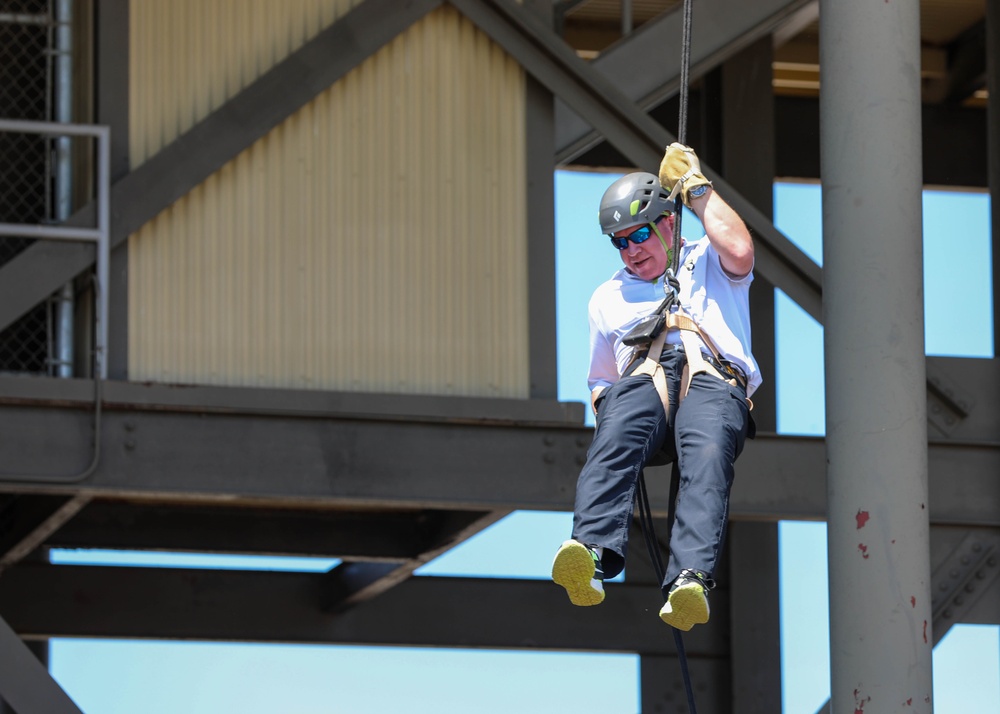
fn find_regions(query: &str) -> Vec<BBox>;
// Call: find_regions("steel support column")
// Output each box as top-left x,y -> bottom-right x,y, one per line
97,0 -> 130,380
524,0 -> 558,399
820,2 -> 932,712
989,0 -> 1000,358
722,35 -> 776,431
728,523 -> 780,713
720,35 -> 782,714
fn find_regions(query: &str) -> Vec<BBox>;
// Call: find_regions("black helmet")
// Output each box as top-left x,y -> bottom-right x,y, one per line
598,172 -> 673,235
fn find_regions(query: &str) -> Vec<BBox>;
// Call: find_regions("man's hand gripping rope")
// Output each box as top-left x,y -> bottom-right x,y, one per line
658,142 -> 712,208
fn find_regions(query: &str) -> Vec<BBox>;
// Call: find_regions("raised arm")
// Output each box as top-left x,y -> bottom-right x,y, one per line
690,188 -> 754,278
659,143 -> 754,278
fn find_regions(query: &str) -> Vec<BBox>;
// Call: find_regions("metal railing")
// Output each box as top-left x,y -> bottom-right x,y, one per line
0,119 -> 110,379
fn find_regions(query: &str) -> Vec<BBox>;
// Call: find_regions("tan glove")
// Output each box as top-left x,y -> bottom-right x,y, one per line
658,142 -> 712,208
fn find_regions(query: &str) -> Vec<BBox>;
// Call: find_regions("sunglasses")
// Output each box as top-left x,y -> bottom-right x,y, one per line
609,223 -> 656,251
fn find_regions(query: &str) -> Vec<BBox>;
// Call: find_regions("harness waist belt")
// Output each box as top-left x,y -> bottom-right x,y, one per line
702,352 -> 748,391
633,344 -> 747,391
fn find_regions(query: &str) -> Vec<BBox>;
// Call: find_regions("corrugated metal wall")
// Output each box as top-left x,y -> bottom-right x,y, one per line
128,1 -> 530,398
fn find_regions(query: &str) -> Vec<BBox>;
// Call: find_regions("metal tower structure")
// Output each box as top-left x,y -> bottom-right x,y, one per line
0,1 -> 995,712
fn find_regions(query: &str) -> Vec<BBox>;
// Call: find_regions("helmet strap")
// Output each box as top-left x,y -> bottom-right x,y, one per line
650,219 -> 673,280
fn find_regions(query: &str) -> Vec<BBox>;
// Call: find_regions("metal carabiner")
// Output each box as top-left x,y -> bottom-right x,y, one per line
663,267 -> 680,306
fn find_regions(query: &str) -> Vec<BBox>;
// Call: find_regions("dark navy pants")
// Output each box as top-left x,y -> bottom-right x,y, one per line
571,346 -> 753,590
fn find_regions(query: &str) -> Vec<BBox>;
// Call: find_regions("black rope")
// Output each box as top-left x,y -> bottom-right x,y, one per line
676,0 -> 694,147
636,473 -> 666,578
668,0 -> 694,279
636,463 -> 698,714
636,0 -> 699,710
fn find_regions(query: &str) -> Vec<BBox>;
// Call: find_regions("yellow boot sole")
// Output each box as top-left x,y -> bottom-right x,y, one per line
551,540 -> 604,606
659,582 -> 710,631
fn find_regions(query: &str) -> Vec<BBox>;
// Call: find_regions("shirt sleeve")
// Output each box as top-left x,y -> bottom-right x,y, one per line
707,239 -> 754,284
587,299 -> 619,392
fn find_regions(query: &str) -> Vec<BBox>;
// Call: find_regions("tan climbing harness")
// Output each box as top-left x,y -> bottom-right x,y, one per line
590,289 -> 751,418
627,303 -> 751,419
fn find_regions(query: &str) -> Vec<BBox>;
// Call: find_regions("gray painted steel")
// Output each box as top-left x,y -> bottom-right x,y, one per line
0,120 -> 111,379
0,565 -> 729,655
820,2 -> 933,711
45,501 -> 492,560
320,510 -> 508,610
0,494 -> 90,573
525,69 -> 559,398
0,0 -> 445,336
97,0 -> 131,380
54,0 -> 75,380
641,656 -> 731,714
0,615 -> 82,714
929,528 -> 1000,643
0,380 -> 996,526
721,35 -> 779,435
0,2 -> 992,709
554,0 -> 813,162
729,523 -> 781,714
2,529 -> 993,649
452,0 -> 825,327
0,0 -> 978,431
719,38 -> 782,714
990,1 -> 1000,357
0,0 -> 823,354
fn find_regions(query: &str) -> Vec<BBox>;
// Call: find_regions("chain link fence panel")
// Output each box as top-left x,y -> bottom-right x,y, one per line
0,1 -> 59,375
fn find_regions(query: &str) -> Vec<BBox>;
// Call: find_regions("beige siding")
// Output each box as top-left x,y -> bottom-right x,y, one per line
128,4 -> 530,398
129,0 -> 360,164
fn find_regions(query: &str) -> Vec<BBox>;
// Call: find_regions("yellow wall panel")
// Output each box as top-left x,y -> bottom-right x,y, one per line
129,6 -> 530,398
130,0 -> 359,165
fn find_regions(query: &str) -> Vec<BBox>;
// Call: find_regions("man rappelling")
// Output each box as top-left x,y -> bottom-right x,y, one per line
551,143 -> 760,631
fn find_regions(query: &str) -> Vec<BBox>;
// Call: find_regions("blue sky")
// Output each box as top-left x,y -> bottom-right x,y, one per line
45,173 -> 997,713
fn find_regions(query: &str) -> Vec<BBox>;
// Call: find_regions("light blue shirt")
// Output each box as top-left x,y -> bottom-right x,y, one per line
587,236 -> 762,397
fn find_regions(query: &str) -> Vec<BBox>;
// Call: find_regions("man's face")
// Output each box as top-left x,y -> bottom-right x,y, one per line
615,215 -> 672,281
